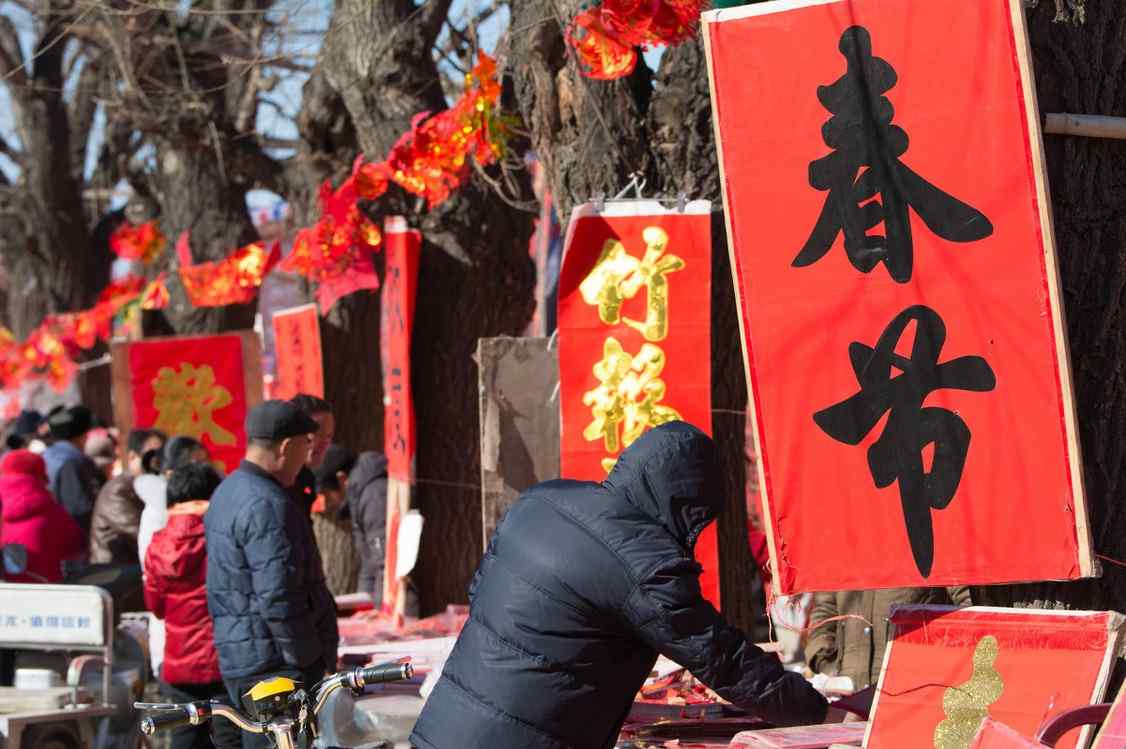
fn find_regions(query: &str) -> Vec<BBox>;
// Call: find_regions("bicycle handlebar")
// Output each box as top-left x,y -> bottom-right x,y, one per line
358,661 -> 413,686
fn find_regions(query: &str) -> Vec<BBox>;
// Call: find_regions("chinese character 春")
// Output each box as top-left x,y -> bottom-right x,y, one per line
152,363 -> 237,446
793,26 -> 993,283
583,336 -> 683,472
812,305 -> 996,576
580,227 -> 685,342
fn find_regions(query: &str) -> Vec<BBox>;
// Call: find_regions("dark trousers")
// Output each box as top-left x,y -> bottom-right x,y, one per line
223,662 -> 325,749
161,680 -> 241,749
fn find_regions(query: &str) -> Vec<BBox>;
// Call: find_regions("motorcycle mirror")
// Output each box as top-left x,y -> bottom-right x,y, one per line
2,544 -> 28,576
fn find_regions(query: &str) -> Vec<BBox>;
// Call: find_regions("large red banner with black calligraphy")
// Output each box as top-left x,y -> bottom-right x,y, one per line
271,303 -> 324,401
704,0 -> 1093,595
112,332 -> 262,474
380,217 -> 421,615
557,200 -> 719,607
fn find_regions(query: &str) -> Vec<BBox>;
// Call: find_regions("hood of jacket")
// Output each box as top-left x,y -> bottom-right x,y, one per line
347,452 -> 388,497
603,421 -> 722,550
147,502 -> 208,580
0,473 -> 57,522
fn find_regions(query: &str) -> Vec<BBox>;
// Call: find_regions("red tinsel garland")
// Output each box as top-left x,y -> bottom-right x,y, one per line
566,1 -> 709,80
109,220 -> 166,264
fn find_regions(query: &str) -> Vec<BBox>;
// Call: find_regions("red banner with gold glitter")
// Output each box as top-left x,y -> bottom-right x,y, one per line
867,606 -> 1123,749
381,217 -> 421,617
114,332 -> 262,474
557,200 -> 719,607
704,0 -> 1093,595
271,304 -> 324,402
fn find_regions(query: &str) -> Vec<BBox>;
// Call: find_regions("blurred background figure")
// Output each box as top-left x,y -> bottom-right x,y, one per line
345,451 -> 388,601
288,393 -> 333,517
310,445 -> 358,596
0,449 -> 84,583
43,405 -> 102,534
90,428 -> 166,565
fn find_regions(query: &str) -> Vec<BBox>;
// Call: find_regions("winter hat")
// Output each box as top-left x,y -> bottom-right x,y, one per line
1,449 -> 48,483
47,405 -> 94,441
13,410 -> 43,437
85,433 -> 117,469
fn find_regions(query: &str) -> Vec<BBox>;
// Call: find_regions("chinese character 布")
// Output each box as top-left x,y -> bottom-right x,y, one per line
793,26 -> 993,283
152,362 -> 237,446
812,305 -> 996,576
583,337 -> 683,472
580,227 -> 685,342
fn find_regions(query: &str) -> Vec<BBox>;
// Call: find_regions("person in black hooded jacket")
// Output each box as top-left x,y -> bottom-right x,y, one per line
410,421 -> 828,749
345,451 -> 388,599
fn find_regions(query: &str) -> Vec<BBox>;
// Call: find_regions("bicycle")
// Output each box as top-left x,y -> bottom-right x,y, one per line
134,661 -> 413,749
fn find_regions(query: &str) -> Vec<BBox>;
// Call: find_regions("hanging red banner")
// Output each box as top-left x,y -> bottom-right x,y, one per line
866,606 -> 1123,749
704,0 -> 1093,595
271,304 -> 324,401
380,217 -> 421,616
112,332 -> 263,474
557,200 -> 719,608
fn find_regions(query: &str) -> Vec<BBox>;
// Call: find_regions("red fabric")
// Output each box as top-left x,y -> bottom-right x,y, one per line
271,304 -> 324,400
0,451 -> 84,583
143,502 -> 221,685
381,220 -> 421,482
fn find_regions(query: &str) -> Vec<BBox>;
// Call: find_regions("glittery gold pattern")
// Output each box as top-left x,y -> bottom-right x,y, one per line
933,635 -> 1004,749
152,362 -> 237,447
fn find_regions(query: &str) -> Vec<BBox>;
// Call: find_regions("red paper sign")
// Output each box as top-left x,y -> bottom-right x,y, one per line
271,304 -> 324,401
557,200 -> 719,607
867,606 -> 1123,749
970,719 -> 1042,749
704,0 -> 1092,594
126,334 -> 251,473
380,217 -> 421,482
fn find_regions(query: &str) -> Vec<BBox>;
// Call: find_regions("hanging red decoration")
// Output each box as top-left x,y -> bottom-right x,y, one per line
141,274 -> 170,310
565,0 -> 709,79
109,220 -> 166,265
179,237 -> 280,307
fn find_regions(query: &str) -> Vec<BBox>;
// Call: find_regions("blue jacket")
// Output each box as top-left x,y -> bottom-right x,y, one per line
43,440 -> 100,532
410,422 -> 827,749
204,460 -> 338,680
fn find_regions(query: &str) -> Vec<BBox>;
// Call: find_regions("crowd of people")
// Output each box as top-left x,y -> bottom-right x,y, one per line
0,396 -> 390,749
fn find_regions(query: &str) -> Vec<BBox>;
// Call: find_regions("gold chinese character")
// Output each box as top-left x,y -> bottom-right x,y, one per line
582,337 -> 682,472
151,363 -> 237,446
933,635 -> 1004,749
579,227 -> 685,342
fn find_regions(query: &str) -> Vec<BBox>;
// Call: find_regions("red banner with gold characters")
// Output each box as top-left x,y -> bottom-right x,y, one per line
704,0 -> 1093,595
867,606 -> 1124,749
380,217 -> 421,616
557,200 -> 719,607
271,304 -> 324,402
112,332 -> 263,474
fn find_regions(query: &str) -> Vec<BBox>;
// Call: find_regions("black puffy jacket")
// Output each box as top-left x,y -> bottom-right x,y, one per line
346,452 -> 388,598
204,460 -> 339,680
410,422 -> 827,749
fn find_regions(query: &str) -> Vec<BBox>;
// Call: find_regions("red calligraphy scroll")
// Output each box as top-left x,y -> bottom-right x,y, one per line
380,217 -> 421,616
557,200 -> 719,608
271,304 -> 324,401
704,0 -> 1092,595
866,606 -> 1123,749
112,332 -> 263,474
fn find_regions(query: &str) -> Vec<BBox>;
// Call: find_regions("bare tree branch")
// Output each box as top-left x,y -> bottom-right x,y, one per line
0,15 -> 30,93
421,0 -> 457,49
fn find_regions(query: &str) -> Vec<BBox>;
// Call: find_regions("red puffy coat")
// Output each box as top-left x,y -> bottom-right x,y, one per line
143,501 -> 222,685
0,450 -> 85,583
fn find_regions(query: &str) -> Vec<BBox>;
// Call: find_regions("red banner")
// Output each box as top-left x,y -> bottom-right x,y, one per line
1093,680 -> 1126,748
124,333 -> 254,473
704,0 -> 1092,595
381,217 -> 421,616
557,200 -> 719,607
271,304 -> 324,401
867,606 -> 1122,749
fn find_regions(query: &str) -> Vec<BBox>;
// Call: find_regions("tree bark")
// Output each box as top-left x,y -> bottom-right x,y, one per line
974,5 -> 1126,613
318,0 -> 536,614
508,0 -> 763,630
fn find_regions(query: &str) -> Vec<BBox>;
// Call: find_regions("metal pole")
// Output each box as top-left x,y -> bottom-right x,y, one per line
1044,113 -> 1126,140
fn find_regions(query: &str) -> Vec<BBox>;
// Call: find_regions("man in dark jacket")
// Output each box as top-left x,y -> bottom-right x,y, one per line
89,428 -> 166,564
289,394 -> 334,517
410,422 -> 828,749
42,405 -> 103,533
204,400 -> 339,748
345,451 -> 388,599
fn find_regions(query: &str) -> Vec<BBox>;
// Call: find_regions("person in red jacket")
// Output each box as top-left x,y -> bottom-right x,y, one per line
144,463 -> 238,749
0,449 -> 84,583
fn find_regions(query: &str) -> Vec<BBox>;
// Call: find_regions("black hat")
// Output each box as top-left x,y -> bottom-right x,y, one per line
245,400 -> 319,442
48,405 -> 94,441
13,410 -> 43,437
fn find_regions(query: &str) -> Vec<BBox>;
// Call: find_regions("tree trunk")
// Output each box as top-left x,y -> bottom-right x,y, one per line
974,4 -> 1126,614
508,1 -> 762,630
317,0 -> 536,614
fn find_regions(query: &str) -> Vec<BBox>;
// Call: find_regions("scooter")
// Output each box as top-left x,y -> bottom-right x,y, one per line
135,661 -> 413,749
